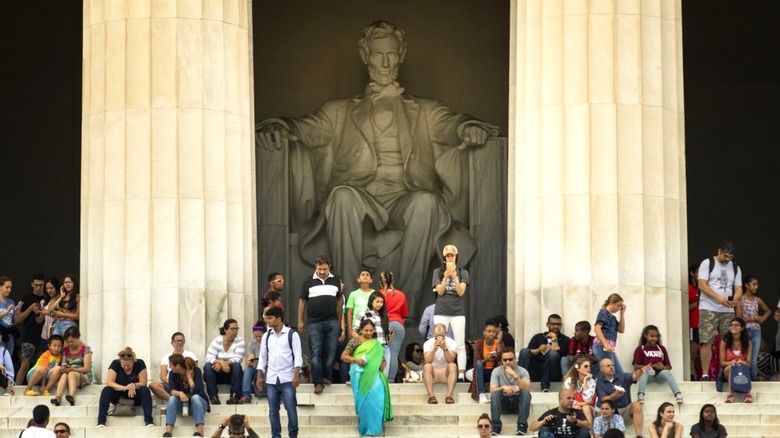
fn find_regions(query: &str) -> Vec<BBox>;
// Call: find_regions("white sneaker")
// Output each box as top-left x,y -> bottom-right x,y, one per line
479,393 -> 490,404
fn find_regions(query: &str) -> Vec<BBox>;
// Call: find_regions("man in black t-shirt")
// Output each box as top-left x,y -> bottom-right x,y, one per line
15,273 -> 46,385
518,314 -> 570,392
529,389 -> 590,437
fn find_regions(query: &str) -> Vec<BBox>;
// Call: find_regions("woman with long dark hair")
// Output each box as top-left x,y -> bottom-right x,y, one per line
719,317 -> 752,403
50,274 -> 79,336
379,271 -> 408,382
648,402 -> 682,438
353,291 -> 393,376
432,244 -> 469,379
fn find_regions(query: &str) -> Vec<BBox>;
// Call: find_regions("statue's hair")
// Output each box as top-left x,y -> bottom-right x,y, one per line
358,20 -> 407,64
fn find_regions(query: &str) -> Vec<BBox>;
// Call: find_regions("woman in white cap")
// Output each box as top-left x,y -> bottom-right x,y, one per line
432,244 -> 469,380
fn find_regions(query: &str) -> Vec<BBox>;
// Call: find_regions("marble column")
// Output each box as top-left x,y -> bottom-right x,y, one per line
508,0 -> 688,378
80,0 -> 256,377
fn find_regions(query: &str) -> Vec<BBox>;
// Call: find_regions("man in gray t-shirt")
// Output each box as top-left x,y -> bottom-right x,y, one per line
489,348 -> 532,435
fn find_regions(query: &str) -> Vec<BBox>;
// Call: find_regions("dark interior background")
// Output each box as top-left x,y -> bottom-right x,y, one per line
1,1 -> 779,345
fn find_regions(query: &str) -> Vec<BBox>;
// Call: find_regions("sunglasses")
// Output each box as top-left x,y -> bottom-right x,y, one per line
119,353 -> 134,359
477,424 -> 491,429
54,431 -> 69,434
414,348 -> 422,353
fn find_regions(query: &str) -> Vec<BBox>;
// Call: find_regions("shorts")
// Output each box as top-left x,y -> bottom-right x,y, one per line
699,310 -> 733,344
20,343 -> 39,362
431,366 -> 450,383
617,405 -> 634,426
689,328 -> 699,343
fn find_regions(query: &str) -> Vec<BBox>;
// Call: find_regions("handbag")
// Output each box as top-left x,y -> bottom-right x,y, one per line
402,363 -> 423,383
112,397 -> 137,416
730,363 -> 752,394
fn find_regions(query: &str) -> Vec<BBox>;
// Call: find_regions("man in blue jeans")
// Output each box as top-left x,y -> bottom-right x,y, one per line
490,348 -> 532,435
518,314 -> 570,392
297,255 -> 343,394
258,307 -> 302,438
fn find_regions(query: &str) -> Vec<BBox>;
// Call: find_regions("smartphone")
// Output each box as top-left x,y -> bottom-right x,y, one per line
727,295 -> 733,301
446,261 -> 456,271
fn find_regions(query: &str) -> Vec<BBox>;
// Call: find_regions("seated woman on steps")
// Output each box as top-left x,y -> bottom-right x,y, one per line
49,326 -> 96,406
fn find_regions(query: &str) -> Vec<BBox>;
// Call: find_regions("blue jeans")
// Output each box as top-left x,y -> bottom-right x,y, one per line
52,320 -> 77,337
747,329 -> 761,380
475,360 -> 493,394
165,394 -> 206,427
490,389 -> 531,434
307,319 -> 339,385
518,348 -> 561,389
539,426 -> 590,438
387,321 -> 405,381
638,369 -> 680,394
267,380 -> 298,438
242,365 -> 257,399
592,344 -> 624,375
203,362 -> 242,398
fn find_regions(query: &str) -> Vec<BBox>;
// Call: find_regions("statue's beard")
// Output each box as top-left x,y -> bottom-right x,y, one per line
368,65 -> 399,86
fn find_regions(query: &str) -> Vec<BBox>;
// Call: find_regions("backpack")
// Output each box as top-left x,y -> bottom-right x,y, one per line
263,327 -> 298,371
707,257 -> 739,278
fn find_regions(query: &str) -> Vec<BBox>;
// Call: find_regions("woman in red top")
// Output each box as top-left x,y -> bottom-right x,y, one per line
720,317 -> 752,403
379,271 -> 408,383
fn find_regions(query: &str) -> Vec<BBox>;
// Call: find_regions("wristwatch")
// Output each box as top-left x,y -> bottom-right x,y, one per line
218,424 -> 226,429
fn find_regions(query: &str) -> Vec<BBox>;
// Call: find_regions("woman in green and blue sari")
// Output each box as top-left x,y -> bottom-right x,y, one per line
341,319 -> 393,437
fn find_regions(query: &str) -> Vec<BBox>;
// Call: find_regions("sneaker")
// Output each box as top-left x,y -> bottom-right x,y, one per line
96,424 -> 105,428
725,393 -> 734,403
637,392 -> 645,404
478,393 -> 490,404
491,432 -> 500,436
209,396 -> 221,405
700,375 -> 710,382
744,393 -> 753,403
226,397 -> 239,405
516,423 -> 528,435
239,396 -> 251,404
675,392 -> 684,403
541,387 -> 550,393
145,422 -> 155,427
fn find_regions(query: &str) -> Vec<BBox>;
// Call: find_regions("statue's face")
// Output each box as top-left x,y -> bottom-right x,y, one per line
366,35 -> 401,86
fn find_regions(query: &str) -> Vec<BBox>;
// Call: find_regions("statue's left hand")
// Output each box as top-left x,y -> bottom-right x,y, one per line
460,125 -> 490,147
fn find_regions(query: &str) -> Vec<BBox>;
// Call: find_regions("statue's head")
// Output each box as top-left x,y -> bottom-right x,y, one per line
358,21 -> 407,86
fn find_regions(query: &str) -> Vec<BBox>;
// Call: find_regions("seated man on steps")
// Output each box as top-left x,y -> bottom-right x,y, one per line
490,347 -> 532,436
422,323 -> 458,404
529,389 -> 591,438
595,358 -> 645,438
518,314 -> 570,392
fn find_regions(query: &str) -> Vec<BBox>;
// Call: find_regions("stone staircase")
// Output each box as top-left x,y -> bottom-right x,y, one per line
1,381 -> 779,437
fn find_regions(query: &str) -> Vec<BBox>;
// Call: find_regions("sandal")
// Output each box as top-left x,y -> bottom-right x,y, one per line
50,397 -> 61,406
445,396 -> 455,404
744,393 -> 754,403
163,433 -> 173,437
725,393 -> 734,403
66,395 -> 75,406
427,396 -> 438,404
26,390 -> 40,396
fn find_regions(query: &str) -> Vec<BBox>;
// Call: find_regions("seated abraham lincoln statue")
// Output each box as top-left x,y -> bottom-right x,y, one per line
256,21 -> 498,312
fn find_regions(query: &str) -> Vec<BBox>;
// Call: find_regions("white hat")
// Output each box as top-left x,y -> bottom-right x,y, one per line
442,244 -> 458,256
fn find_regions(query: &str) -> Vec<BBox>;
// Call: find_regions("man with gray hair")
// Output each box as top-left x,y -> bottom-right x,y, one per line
422,323 -> 458,404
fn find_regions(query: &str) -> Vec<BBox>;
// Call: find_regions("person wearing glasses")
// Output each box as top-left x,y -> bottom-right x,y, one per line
149,332 -> 199,402
210,414 -> 258,438
518,314 -> 570,393
97,347 -> 154,427
562,356 -> 597,426
204,319 -> 246,405
402,342 -> 423,382
261,273 -> 285,316
489,348 -> 532,436
476,413 -> 493,437
52,422 -> 71,438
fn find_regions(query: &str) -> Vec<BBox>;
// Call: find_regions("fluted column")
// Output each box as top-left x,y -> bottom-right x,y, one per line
508,0 -> 688,377
80,0 -> 256,375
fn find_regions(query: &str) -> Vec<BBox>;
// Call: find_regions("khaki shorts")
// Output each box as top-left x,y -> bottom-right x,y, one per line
699,310 -> 733,344
431,366 -> 450,383
617,405 -> 634,426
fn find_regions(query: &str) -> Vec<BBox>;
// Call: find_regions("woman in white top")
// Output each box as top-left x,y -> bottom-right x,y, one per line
203,319 -> 245,405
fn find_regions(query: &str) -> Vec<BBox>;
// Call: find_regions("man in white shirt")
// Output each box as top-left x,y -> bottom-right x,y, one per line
697,241 -> 743,381
257,307 -> 302,438
17,405 -> 55,437
422,323 -> 458,404
149,332 -> 199,401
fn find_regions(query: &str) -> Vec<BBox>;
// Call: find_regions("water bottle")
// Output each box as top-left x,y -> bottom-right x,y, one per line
182,402 -> 189,416
645,366 -> 656,376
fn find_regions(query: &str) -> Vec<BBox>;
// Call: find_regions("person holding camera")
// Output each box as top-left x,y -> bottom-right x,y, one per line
489,347 -> 532,435
530,389 -> 590,438
210,415 -> 258,438
422,323 -> 458,404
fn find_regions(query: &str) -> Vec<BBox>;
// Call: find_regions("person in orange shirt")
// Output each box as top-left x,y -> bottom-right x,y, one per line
24,335 -> 63,396
469,318 -> 504,404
